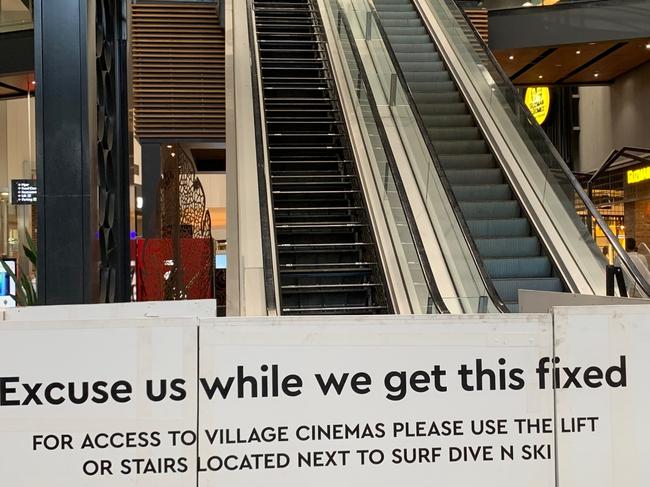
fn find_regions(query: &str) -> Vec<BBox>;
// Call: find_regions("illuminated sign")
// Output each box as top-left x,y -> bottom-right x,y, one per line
11,179 -> 37,205
627,166 -> 650,184
524,87 -> 551,125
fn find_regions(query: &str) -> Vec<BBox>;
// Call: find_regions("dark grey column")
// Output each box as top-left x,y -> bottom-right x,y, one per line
140,141 -> 162,238
35,0 -> 99,304
35,0 -> 131,304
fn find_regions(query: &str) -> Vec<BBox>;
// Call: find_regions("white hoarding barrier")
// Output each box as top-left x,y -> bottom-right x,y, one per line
554,306 -> 648,487
0,309 -> 645,486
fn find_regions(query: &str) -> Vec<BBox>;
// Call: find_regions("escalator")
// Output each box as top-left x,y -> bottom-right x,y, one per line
373,0 -> 564,311
251,0 -> 392,315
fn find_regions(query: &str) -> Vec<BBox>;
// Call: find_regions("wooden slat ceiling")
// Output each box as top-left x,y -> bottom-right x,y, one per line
565,41 -> 650,84
494,39 -> 650,86
513,42 -> 617,85
131,3 -> 225,140
494,47 -> 548,78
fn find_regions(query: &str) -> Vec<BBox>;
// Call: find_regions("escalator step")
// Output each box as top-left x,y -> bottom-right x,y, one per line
467,218 -> 530,238
421,114 -> 474,128
428,127 -> 481,140
493,278 -> 563,303
401,61 -> 445,72
475,237 -> 540,258
405,71 -> 452,83
381,18 -> 426,28
418,102 -> 467,115
484,257 -> 552,279
445,168 -> 502,184
392,42 -> 438,53
433,140 -> 489,155
459,200 -> 520,219
282,305 -> 387,315
452,184 -> 511,201
439,153 -> 495,169
412,92 -> 460,104
388,34 -> 435,45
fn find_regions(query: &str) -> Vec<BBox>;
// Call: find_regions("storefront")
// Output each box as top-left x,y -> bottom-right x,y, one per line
584,148 -> 650,259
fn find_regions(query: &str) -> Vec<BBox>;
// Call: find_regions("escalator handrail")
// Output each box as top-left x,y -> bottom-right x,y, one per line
366,3 -> 510,313
334,4 -> 450,314
246,0 -> 281,314
442,0 -> 650,298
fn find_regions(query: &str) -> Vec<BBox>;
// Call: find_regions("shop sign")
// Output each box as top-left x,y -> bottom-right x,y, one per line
525,87 -> 551,125
627,166 -> 650,184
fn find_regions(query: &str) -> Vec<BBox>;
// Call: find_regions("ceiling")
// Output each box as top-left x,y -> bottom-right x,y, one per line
0,72 -> 34,100
494,39 -> 650,85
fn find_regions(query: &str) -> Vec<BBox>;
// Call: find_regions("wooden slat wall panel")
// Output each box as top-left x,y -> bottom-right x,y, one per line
131,3 -> 225,140
465,8 -> 488,43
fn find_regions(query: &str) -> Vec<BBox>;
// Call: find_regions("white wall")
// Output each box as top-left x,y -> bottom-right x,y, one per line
579,61 -> 650,172
198,173 -> 227,240
611,61 -> 650,153
0,97 -> 36,187
578,86 -> 613,172
200,173 -> 227,208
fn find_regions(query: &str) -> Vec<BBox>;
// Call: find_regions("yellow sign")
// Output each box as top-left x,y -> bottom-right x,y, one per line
627,166 -> 650,184
525,87 -> 551,125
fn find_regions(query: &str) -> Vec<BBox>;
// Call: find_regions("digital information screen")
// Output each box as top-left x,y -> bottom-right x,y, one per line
11,179 -> 37,205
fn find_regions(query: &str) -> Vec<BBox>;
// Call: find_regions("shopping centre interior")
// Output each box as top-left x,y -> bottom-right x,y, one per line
0,0 -> 648,314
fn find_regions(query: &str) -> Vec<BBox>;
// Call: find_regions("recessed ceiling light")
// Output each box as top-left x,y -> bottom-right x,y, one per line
538,75 -> 543,79
508,55 -> 514,60
594,73 -> 599,78
645,43 -> 650,49
576,50 -> 581,54
166,145 -> 173,149
31,81 -> 36,85
171,152 -> 176,157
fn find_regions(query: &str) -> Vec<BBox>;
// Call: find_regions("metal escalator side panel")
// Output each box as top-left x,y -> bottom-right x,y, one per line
318,0 -> 451,313
247,0 -> 281,315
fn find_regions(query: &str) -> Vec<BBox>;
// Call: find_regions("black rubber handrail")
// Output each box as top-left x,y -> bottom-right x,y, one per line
334,3 -> 450,314
247,0 -> 280,314
444,0 -> 650,297
366,4 -> 510,312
